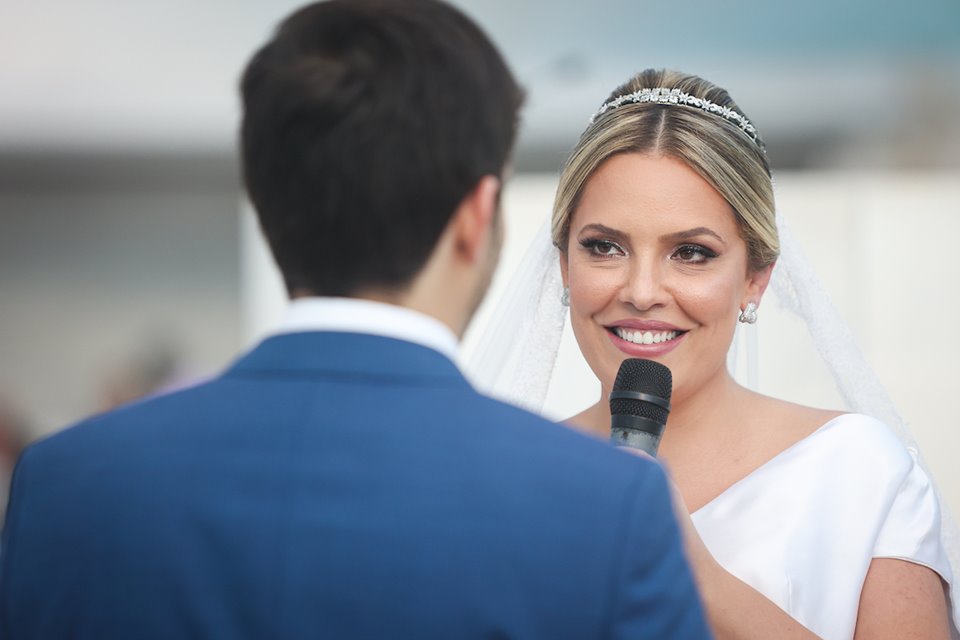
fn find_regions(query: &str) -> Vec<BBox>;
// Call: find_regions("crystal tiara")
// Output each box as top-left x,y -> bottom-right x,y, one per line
589,87 -> 760,144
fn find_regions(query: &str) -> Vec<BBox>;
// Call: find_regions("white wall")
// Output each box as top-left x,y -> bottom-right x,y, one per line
242,171 -> 960,518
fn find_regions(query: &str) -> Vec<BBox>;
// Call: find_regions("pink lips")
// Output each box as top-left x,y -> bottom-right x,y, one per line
606,323 -> 686,357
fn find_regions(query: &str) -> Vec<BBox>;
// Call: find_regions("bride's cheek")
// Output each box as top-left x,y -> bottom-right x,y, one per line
570,270 -> 623,310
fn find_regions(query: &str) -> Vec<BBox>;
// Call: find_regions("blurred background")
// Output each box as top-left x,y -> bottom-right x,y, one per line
1,0 -> 958,520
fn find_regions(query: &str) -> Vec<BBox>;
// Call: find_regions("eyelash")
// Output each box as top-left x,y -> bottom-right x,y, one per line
673,244 -> 718,263
579,238 -> 625,258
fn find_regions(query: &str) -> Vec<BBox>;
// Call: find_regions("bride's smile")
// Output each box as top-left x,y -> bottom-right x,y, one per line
607,322 -> 686,354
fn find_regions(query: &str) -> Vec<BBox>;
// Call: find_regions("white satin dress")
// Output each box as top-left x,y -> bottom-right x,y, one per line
691,413 -> 958,639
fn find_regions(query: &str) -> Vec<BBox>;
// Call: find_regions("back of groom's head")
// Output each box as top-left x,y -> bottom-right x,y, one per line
241,0 -> 523,298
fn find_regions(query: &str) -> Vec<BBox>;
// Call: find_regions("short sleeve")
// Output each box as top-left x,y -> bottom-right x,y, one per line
872,445 -> 959,637
873,447 -> 953,585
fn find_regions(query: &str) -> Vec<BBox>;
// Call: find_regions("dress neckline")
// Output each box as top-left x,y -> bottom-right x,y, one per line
691,413 -> 847,517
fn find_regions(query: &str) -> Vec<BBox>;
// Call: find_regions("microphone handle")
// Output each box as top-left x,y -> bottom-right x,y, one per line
610,414 -> 665,456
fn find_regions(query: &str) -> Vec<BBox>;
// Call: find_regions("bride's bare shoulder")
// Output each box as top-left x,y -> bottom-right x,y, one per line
750,392 -> 845,442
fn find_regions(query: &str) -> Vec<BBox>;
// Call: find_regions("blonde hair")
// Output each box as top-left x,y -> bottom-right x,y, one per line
552,69 -> 779,271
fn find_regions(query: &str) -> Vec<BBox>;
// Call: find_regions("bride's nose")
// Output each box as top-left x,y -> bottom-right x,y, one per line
617,259 -> 671,311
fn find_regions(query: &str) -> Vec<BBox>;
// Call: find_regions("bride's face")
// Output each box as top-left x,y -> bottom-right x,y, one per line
560,152 -> 769,406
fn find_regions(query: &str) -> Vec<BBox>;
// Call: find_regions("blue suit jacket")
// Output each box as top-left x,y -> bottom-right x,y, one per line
1,332 -> 709,639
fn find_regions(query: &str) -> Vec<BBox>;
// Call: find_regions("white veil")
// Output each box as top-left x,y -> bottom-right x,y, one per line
465,203 -> 960,630
466,215 -> 566,415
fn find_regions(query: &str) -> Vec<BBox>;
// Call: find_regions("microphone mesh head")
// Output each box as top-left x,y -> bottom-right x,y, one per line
610,358 -> 672,422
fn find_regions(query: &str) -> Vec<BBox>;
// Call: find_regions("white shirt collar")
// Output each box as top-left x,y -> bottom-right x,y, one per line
272,297 -> 460,363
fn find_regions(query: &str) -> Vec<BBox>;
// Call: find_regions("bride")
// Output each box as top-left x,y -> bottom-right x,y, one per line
469,68 -> 958,639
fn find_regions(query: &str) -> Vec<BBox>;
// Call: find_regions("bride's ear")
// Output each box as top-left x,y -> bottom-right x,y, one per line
746,261 -> 775,305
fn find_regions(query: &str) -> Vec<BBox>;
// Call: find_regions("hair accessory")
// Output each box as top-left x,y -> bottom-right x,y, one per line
561,287 -> 570,307
738,301 -> 758,324
589,87 -> 760,143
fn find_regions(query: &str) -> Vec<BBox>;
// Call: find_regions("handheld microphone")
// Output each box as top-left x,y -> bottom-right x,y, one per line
609,358 -> 673,456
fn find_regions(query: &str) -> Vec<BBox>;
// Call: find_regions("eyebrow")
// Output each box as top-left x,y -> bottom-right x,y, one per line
578,223 -> 726,246
665,226 -> 727,246
577,223 -> 629,243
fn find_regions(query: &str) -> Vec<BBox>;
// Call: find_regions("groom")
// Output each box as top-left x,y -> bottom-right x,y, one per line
0,1 -> 709,638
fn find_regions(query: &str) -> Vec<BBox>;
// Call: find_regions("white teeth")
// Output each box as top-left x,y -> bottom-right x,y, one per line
615,328 -> 678,345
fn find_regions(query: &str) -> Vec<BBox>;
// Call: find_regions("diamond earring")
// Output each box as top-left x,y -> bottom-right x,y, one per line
561,287 -> 570,307
738,301 -> 758,324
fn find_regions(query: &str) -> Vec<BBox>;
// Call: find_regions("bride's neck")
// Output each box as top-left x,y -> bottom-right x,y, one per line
565,372 -> 750,442
563,402 -> 611,440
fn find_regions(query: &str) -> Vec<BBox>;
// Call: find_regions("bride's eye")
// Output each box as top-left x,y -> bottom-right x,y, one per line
673,244 -> 717,263
580,238 -> 625,257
